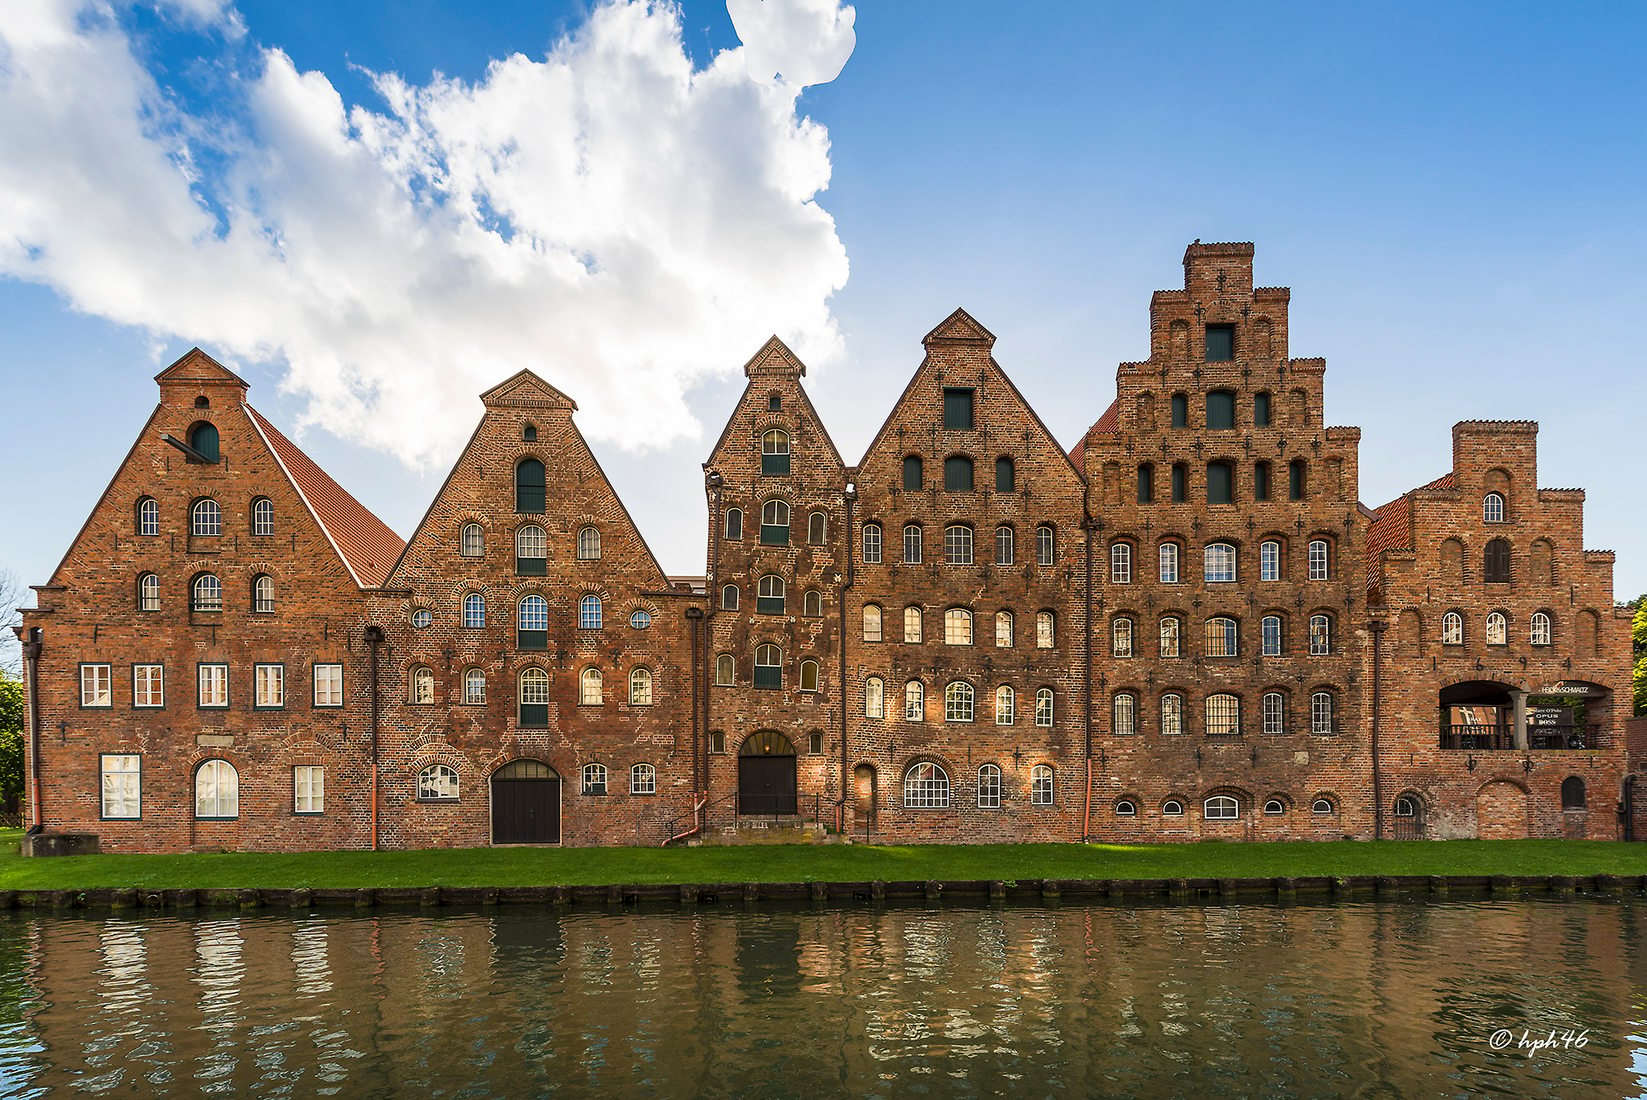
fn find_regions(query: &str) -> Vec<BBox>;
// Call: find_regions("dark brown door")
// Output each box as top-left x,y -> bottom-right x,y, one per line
738,754 -> 797,815
492,761 -> 561,844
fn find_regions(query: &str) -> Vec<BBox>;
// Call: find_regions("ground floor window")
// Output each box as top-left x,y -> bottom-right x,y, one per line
100,754 -> 140,819
294,766 -> 324,814
195,759 -> 238,819
1031,765 -> 1053,805
903,762 -> 951,808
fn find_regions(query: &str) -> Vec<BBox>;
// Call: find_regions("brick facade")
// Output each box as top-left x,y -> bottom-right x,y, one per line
16,243 -> 1635,850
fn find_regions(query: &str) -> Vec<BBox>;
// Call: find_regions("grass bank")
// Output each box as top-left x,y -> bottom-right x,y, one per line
0,830 -> 1644,891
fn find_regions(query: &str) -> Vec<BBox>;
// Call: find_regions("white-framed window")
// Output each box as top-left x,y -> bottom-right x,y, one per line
1312,797 -> 1335,815
903,606 -> 923,643
808,511 -> 827,545
519,668 -> 551,722
1205,694 -> 1240,738
418,764 -> 460,801
252,497 -> 274,536
1159,616 -> 1181,658
133,664 -> 164,708
579,594 -> 603,629
411,666 -> 435,705
721,584 -> 739,611
577,526 -> 601,560
1204,795 -> 1240,821
1036,687 -> 1054,727
903,523 -> 923,563
629,667 -> 653,706
996,525 -> 1015,565
1036,525 -> 1055,566
801,592 -> 821,618
1030,765 -> 1053,805
1110,542 -> 1132,584
1260,539 -> 1281,582
799,658 -> 819,692
1162,799 -> 1185,817
254,663 -> 285,708
1441,611 -> 1464,646
945,524 -> 974,565
461,523 -> 484,557
582,763 -> 608,796
138,498 -> 160,536
864,676 -> 884,719
252,574 -> 276,614
515,525 -> 547,567
191,498 -> 222,537
1112,692 -> 1137,735
195,759 -> 238,819
1115,800 -> 1137,817
760,499 -> 791,543
1531,611 -> 1552,646
1264,798 -> 1286,815
100,754 -> 141,819
715,654 -> 735,686
944,608 -> 973,645
1309,614 -> 1332,655
903,762 -> 951,809
1205,542 -> 1236,583
192,574 -> 222,613
754,645 -> 782,690
410,608 -> 433,628
1310,692 -> 1335,735
138,572 -> 160,611
977,764 -> 1002,809
1160,692 -> 1183,735
996,610 -> 1014,648
904,680 -> 925,721
945,681 -> 975,722
1206,616 -> 1238,658
862,522 -> 882,563
580,668 -> 603,705
1262,691 -> 1286,736
462,668 -> 486,705
1159,542 -> 1180,584
1112,617 -> 1134,657
863,603 -> 883,642
1036,611 -> 1055,649
1486,612 -> 1507,646
757,574 -> 786,615
631,763 -> 657,795
725,507 -> 744,541
1484,492 -> 1506,523
80,664 -> 112,708
294,766 -> 324,814
198,664 -> 228,708
1262,615 -> 1283,656
463,593 -> 486,629
314,664 -> 343,707
1308,539 -> 1330,581
995,685 -> 1015,725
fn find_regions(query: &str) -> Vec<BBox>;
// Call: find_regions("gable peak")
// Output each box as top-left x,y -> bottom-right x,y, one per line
480,369 -> 579,411
922,308 -> 996,348
741,335 -> 807,378
154,347 -> 249,391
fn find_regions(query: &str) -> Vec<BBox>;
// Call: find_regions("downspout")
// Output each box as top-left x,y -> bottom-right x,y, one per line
20,628 -> 43,834
839,482 -> 857,834
1082,507 -> 1096,844
1369,618 -> 1387,840
704,472 -> 723,805
365,625 -> 384,850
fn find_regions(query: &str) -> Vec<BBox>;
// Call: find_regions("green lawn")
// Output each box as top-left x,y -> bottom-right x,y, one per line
0,829 -> 1644,890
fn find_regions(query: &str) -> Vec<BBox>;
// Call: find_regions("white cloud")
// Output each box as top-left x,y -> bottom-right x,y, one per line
0,0 -> 852,467
728,0 -> 855,87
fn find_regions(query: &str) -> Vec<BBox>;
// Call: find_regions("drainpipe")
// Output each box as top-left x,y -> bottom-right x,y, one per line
686,606 -> 704,794
839,482 -> 856,834
364,625 -> 384,850
1082,507 -> 1096,844
1369,618 -> 1387,840
704,471 -> 723,807
20,628 -> 43,834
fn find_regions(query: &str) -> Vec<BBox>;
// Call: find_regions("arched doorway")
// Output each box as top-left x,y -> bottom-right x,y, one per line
738,731 -> 797,815
1440,681 -> 1515,750
491,760 -> 561,844
1391,792 -> 1426,840
853,763 -> 878,833
1476,780 -> 1529,839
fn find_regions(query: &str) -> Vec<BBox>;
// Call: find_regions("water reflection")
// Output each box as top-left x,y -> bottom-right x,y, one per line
0,898 -> 1643,1097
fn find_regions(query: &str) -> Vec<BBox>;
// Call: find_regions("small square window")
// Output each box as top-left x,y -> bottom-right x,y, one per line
1206,325 -> 1234,361
943,388 -> 975,430
768,393 -> 781,412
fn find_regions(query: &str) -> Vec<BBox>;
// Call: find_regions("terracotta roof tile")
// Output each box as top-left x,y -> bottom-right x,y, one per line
1069,398 -> 1120,466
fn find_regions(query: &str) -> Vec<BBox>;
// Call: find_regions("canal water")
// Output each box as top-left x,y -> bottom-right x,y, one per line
0,897 -> 1643,1098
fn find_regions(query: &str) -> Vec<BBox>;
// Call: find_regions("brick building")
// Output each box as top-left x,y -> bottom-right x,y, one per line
15,242 -> 1635,851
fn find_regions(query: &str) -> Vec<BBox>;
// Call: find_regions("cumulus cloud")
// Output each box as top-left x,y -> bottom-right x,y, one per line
0,0 -> 852,466
728,0 -> 855,87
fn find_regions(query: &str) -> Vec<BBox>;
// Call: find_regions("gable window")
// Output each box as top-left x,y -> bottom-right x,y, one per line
133,664 -> 163,708
715,654 -> 735,686
515,525 -> 547,575
1309,614 -> 1332,655
101,755 -> 141,819
579,668 -> 603,705
754,644 -> 782,690
1441,611 -> 1464,645
518,595 -> 548,649
1204,542 -> 1236,583
1206,695 -> 1240,738
462,593 -> 487,629
1160,693 -> 1183,735
629,668 -> 653,706
462,668 -> 486,705
1031,765 -> 1053,805
519,668 -> 551,726
864,676 -> 884,718
1308,539 -> 1330,580
903,606 -> 923,643
725,508 -> 744,540
977,763 -> 1003,809
995,686 -> 1015,726
1158,542 -> 1180,584
411,666 -> 435,705
1159,616 -> 1181,658
1170,463 -> 1187,502
1206,616 -> 1238,658
138,498 -> 160,536
1206,461 -> 1233,504
187,421 -> 220,463
515,459 -> 546,513
248,574 -> 274,614
1036,525 -> 1055,566
1206,390 -> 1235,429
768,393 -> 782,412
1112,692 -> 1137,736
1254,392 -> 1271,428
803,590 -> 823,617
995,525 -> 1015,566
418,765 -> 460,801
1261,615 -> 1283,656
1253,461 -> 1271,501
81,663 -> 112,708
1484,539 -> 1511,583
904,523 -> 923,563
138,573 -> 160,611
1310,692 -> 1335,735
192,574 -> 222,613
944,608 -> 974,646
1262,692 -> 1286,735
862,603 -> 883,642
1484,492 -> 1506,524
1112,617 -> 1134,658
577,526 -> 601,560
721,584 -> 739,611
582,763 -> 608,796
1486,611 -> 1508,646
314,664 -> 343,707
1037,610 -> 1055,649
945,681 -> 975,723
761,429 -> 791,476
799,659 -> 819,692
943,455 -> 974,492
1260,539 -> 1281,581
902,455 -> 923,491
943,387 -> 975,430
1137,463 -> 1154,504
904,762 -> 951,809
522,424 -> 537,441
632,763 -> 657,795
945,524 -> 973,565
1205,324 -> 1234,362
1036,687 -> 1054,727
1288,459 -> 1307,501
760,499 -> 790,545
579,594 -> 603,630
808,511 -> 826,545
1110,542 -> 1132,584
410,608 -> 433,629
1531,611 -> 1552,646
191,499 -> 222,537
862,522 -> 882,563
194,760 -> 238,819
1170,393 -> 1188,428
461,523 -> 484,557
904,680 -> 925,721
255,663 -> 285,709
996,456 -> 1015,492
252,498 -> 274,536
757,575 -> 786,615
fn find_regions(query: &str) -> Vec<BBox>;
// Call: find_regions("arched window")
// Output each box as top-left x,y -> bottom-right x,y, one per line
411,666 -> 435,704
252,574 -> 275,614
580,667 -> 604,705
1037,610 -> 1055,649
1204,542 -> 1236,583
1110,541 -> 1132,583
515,525 -> 547,575
577,526 -> 601,560
977,764 -> 1002,809
1136,463 -> 1154,504
904,680 -> 925,721
1115,800 -> 1138,817
1310,691 -> 1335,735
632,764 -> 657,795
799,659 -> 819,693
188,421 -> 219,463
1484,538 -> 1511,583
1254,391 -> 1272,427
808,731 -> 823,754
757,575 -> 785,615
1311,797 -> 1335,815
803,590 -> 823,617
1484,492 -> 1506,523
1531,611 -> 1552,646
903,605 -> 923,643
903,762 -> 951,809
1442,611 -> 1464,645
1112,692 -> 1137,735
861,522 -> 882,563
985,525 -> 1013,568
191,499 -> 222,537
944,524 -> 974,564
761,429 -> 791,476
579,594 -> 603,629
582,763 -> 608,796
1036,687 -> 1054,727
864,676 -> 884,718
1112,616 -> 1134,657
138,572 -> 160,611
1393,795 -> 1419,818
1265,799 -> 1286,815
629,667 -> 653,705
1262,692 -> 1286,735
725,507 -> 744,540
996,456 -> 1016,492
902,455 -> 923,490
522,423 -> 537,441
194,759 -> 238,818
462,668 -> 485,705
1162,799 -> 1185,816
1036,525 -> 1055,566
1288,459 -> 1307,501
463,593 -> 485,629
1260,539 -> 1281,581
721,584 -> 739,611
1159,541 -> 1180,583
760,499 -> 790,545
808,511 -> 827,545
944,608 -> 973,645
862,603 -> 882,642
1485,611 -> 1507,646
1261,615 -> 1283,656
754,644 -> 782,690
517,595 -> 548,649
1309,614 -> 1332,656
996,610 -> 1014,648
945,681 -> 975,722
515,458 -> 546,513
1205,694 -> 1241,738
943,455 -> 975,493
1561,776 -> 1586,810
1308,539 -> 1330,580
138,498 -> 160,536
1160,693 -> 1183,735
903,523 -> 923,563
1159,616 -> 1181,658
1204,795 -> 1240,821
461,523 -> 484,557
995,685 -> 1015,725
191,573 -> 222,613
519,668 -> 550,726
715,654 -> 735,686
418,764 -> 460,801
1031,765 -> 1053,805
1205,617 -> 1238,657
252,497 -> 274,536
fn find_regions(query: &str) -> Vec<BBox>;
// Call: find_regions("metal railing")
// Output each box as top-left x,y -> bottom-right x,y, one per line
1441,724 -> 1513,750
1440,723 -> 1604,751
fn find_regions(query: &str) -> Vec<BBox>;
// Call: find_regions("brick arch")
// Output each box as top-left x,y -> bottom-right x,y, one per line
1475,779 -> 1530,839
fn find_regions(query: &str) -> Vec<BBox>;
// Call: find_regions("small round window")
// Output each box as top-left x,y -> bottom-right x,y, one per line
410,608 -> 433,628
630,609 -> 652,629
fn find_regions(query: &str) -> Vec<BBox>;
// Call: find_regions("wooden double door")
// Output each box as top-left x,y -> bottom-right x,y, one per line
492,760 -> 561,844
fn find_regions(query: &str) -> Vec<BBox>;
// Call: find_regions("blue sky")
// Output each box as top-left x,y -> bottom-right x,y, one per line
3,0 -> 1644,604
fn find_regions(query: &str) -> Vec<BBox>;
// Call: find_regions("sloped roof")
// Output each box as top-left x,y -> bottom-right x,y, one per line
1364,472 -> 1458,591
707,336 -> 846,469
1068,398 -> 1120,466
247,408 -> 405,588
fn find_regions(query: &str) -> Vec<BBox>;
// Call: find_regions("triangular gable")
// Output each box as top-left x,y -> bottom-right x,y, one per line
922,307 -> 996,348
706,337 -> 846,470
480,369 -> 579,411
153,347 -> 249,390
741,335 -> 807,377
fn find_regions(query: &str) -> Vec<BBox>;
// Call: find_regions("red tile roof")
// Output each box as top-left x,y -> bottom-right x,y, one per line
247,407 -> 405,588
1068,398 -> 1119,466
1364,473 -> 1457,592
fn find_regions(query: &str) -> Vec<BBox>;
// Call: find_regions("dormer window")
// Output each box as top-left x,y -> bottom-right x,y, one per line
761,430 -> 790,476
1205,324 -> 1234,362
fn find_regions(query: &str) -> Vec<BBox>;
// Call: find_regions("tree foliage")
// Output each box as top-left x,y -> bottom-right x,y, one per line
1634,597 -> 1647,717
0,671 -> 21,806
